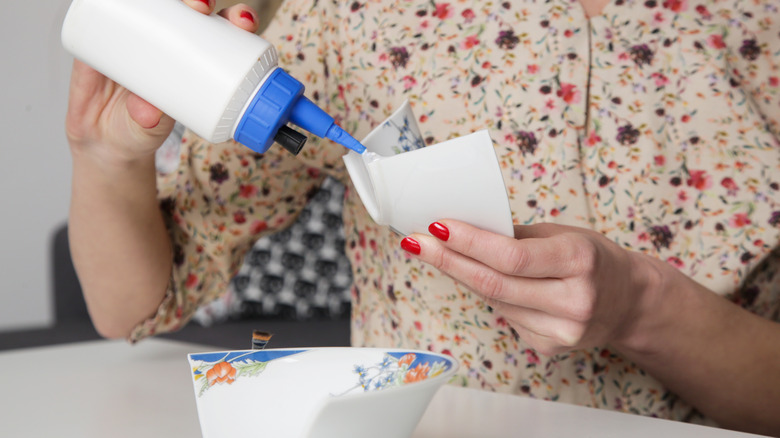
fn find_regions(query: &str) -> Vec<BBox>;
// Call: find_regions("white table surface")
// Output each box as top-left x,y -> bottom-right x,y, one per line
1,339 -> 764,438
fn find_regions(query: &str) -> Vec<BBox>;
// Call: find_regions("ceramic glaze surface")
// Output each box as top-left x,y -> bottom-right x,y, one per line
187,347 -> 458,438
343,102 -> 513,237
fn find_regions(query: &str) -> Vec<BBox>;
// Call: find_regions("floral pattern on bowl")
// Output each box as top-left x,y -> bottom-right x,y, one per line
187,348 -> 458,438
353,352 -> 450,392
189,349 -> 452,397
190,349 -> 304,396
359,99 -> 425,156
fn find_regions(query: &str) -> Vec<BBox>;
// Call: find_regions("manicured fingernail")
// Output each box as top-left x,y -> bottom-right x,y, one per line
240,10 -> 255,23
193,0 -> 211,6
400,237 -> 421,255
428,222 -> 450,241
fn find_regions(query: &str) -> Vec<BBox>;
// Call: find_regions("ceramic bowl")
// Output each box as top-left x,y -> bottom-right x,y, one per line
187,347 -> 459,438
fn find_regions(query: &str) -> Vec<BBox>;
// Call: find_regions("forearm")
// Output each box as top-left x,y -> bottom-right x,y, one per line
69,149 -> 172,339
615,254 -> 780,436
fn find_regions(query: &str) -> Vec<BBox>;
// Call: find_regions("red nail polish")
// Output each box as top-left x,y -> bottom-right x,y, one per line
428,222 -> 450,241
401,237 -> 421,255
193,0 -> 211,7
240,10 -> 255,24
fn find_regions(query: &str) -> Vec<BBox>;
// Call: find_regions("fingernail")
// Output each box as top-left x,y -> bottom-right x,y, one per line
428,222 -> 450,241
193,0 -> 211,6
240,10 -> 255,23
400,237 -> 421,255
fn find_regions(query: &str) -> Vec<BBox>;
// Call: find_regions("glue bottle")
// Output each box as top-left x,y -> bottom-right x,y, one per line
61,0 -> 365,156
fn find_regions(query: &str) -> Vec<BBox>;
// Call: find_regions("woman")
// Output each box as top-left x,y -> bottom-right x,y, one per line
65,0 -> 780,434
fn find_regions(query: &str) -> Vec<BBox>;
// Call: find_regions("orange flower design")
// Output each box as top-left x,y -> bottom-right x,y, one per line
404,363 -> 431,383
206,361 -> 237,386
397,353 -> 416,367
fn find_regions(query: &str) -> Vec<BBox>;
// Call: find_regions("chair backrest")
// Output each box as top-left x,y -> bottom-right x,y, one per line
51,224 -> 90,323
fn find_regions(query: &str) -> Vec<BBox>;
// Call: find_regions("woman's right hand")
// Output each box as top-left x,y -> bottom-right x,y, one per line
65,0 -> 260,164
65,0 -> 261,340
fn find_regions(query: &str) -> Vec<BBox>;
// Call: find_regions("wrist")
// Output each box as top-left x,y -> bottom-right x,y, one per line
612,251 -> 677,357
70,138 -> 158,175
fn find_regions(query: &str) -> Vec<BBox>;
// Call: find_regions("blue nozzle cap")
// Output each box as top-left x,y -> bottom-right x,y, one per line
234,68 -> 304,154
289,97 -> 366,153
234,68 -> 365,155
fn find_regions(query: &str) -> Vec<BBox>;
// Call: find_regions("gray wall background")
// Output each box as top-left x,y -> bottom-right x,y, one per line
0,0 -> 280,332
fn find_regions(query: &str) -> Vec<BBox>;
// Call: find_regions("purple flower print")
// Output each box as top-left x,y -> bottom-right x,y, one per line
616,124 -> 640,145
388,47 -> 410,69
629,44 -> 654,67
514,130 -> 538,155
648,225 -> 673,250
209,163 -> 230,184
739,39 -> 760,61
496,29 -> 520,50
769,211 -> 780,227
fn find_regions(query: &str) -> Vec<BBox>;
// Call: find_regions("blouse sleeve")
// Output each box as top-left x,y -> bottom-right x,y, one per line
128,0 -> 355,342
129,133 -> 325,342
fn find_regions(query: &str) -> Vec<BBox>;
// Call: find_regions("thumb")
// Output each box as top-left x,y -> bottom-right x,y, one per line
126,93 -> 175,135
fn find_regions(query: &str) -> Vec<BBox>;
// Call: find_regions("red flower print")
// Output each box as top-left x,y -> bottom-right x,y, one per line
527,64 -> 539,74
402,75 -> 417,89
707,34 -> 726,49
531,162 -> 546,178
250,220 -> 268,234
586,131 -> 602,147
556,82 -> 580,104
414,321 -> 423,331
238,184 -> 257,199
666,256 -> 684,268
185,273 -> 198,289
461,8 -> 474,23
695,4 -> 711,18
654,155 -> 666,166
233,211 -> 246,224
662,0 -> 687,12
524,349 -> 540,365
721,177 -> 738,195
770,77 -> 779,87
206,362 -> 237,386
461,34 -> 480,49
432,3 -> 453,19
650,72 -> 669,87
729,213 -> 751,228
687,170 -> 712,190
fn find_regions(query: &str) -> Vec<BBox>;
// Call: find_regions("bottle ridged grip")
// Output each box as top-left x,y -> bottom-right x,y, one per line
212,48 -> 280,142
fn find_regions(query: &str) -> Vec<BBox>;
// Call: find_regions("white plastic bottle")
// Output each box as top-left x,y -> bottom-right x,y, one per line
61,0 -> 364,155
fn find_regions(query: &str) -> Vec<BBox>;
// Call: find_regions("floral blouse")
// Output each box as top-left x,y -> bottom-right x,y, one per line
133,0 -> 780,424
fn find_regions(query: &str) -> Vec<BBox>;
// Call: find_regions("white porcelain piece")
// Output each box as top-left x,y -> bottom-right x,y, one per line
187,347 -> 458,438
344,125 -> 514,237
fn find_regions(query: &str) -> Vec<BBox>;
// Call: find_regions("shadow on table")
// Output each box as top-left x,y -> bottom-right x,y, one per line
0,224 -> 350,352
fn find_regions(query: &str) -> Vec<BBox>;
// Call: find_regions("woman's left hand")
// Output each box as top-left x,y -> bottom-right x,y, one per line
400,220 -> 661,356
